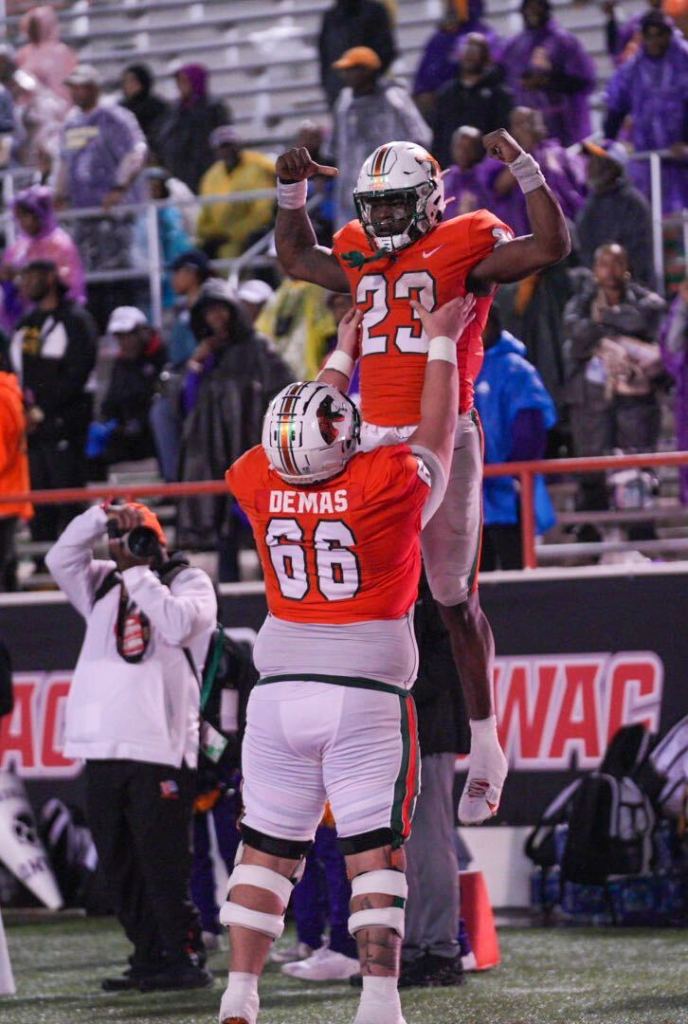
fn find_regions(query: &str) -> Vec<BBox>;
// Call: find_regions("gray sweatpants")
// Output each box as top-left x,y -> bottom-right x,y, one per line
403,752 -> 460,962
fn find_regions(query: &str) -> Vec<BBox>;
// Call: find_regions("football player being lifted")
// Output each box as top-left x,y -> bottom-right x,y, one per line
222,294 -> 477,1024
274,128 -> 570,826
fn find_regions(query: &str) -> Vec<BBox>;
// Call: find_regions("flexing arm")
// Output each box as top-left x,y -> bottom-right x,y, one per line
468,130 -> 571,290
274,147 -> 349,291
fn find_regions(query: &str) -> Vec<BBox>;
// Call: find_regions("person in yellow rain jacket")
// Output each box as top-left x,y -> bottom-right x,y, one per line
196,126 -> 276,259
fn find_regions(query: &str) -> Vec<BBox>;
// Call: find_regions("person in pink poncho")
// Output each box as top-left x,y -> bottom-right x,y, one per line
16,5 -> 77,104
0,184 -> 85,332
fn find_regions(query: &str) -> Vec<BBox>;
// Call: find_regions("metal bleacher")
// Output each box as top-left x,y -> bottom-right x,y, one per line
11,0 -> 686,584
8,0 -> 650,151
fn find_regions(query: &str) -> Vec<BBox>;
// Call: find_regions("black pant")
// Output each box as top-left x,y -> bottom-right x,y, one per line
0,517 -> 18,591
28,438 -> 86,546
481,524 -> 523,571
84,759 -> 201,971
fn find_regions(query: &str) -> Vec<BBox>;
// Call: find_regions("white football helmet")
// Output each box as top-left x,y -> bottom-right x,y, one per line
354,141 -> 445,254
262,381 -> 360,485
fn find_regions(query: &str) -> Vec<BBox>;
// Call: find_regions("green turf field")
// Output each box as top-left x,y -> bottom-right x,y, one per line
2,916 -> 687,1024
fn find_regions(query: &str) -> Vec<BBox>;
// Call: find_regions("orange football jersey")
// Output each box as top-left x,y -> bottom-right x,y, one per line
226,443 -> 429,624
333,210 -> 513,426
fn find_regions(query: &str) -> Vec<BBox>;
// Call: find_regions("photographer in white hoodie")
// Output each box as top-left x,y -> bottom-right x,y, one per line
46,500 -> 217,993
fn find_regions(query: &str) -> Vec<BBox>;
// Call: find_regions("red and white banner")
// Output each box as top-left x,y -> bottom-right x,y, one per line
0,650 -> 664,780
1,570 -> 685,824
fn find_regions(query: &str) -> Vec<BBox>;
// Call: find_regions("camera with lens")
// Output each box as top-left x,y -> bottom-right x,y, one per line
106,519 -> 161,560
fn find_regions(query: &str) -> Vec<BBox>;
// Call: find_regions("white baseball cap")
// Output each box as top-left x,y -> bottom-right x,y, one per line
237,279 -> 275,305
107,306 -> 148,334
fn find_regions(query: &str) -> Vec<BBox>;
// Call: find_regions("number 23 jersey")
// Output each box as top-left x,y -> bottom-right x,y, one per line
226,443 -> 430,624
333,209 -> 513,427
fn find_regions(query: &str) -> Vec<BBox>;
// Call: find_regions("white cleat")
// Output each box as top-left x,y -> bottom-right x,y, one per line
268,941 -> 313,964
281,946 -> 360,981
458,731 -> 508,825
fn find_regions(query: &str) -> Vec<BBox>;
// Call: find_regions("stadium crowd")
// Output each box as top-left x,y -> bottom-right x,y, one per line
0,3 -> 687,1020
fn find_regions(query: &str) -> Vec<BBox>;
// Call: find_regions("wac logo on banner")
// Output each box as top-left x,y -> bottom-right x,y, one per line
492,650 -> 663,770
0,673 -> 78,778
0,650 -> 664,777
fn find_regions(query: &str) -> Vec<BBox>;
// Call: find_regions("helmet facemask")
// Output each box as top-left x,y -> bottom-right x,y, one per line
353,143 -> 445,254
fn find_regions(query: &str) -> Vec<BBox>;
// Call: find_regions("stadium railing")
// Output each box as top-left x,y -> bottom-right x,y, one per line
1,450 -> 687,572
0,175 -> 312,326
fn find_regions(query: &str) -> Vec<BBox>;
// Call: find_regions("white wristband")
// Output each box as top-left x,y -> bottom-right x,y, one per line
428,335 -> 457,365
324,350 -> 354,378
508,151 -> 546,195
277,179 -> 308,209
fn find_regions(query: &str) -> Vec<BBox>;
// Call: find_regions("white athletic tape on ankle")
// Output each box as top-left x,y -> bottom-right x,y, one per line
348,906 -> 406,939
226,864 -> 294,906
427,335 -> 457,365
219,972 -> 259,1024
508,152 -> 546,195
277,179 -> 308,209
220,901 -> 285,940
324,350 -> 355,378
351,869 -> 408,900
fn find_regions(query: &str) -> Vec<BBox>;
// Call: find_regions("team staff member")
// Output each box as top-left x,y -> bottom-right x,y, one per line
46,503 -> 216,993
220,294 -> 475,1024
274,127 -> 571,825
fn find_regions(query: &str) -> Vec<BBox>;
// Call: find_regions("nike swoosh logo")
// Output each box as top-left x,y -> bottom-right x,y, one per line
422,246 -> 442,258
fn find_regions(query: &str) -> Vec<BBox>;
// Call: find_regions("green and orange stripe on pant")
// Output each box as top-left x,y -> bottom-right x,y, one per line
391,693 -> 420,847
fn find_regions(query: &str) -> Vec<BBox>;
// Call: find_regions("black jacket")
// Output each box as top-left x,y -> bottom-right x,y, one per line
575,179 -> 656,290
10,301 -> 97,443
432,67 -> 512,168
100,338 -> 167,462
121,93 -> 169,154
177,305 -> 293,548
411,577 -> 468,757
318,0 -> 397,107
158,97 -> 231,192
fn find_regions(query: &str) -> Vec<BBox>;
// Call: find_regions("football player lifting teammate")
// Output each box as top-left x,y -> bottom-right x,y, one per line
221,294 -> 476,1024
274,128 -> 571,826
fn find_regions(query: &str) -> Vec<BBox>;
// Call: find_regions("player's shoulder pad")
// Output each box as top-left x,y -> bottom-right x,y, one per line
333,219 -> 368,257
470,207 -> 515,245
370,443 -> 426,482
225,444 -> 268,494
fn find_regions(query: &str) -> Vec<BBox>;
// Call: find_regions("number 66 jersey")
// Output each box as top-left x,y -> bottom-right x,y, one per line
226,441 -> 435,690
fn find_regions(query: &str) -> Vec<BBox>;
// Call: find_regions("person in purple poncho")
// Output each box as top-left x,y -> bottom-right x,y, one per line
483,106 -> 585,237
499,0 -> 595,146
604,10 -> 688,215
660,279 -> 688,504
442,126 -> 492,220
413,0 -> 502,118
57,63 -> 149,328
605,0 -> 685,66
0,184 -> 85,333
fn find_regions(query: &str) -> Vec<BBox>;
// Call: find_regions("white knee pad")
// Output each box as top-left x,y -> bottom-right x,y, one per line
348,869 -> 408,940
219,863 -> 294,940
